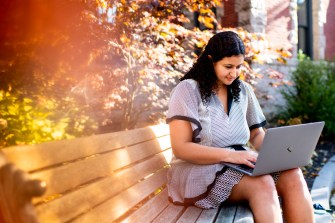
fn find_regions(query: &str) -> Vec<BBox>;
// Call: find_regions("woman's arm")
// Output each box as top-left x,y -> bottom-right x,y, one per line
169,119 -> 258,166
249,127 -> 266,151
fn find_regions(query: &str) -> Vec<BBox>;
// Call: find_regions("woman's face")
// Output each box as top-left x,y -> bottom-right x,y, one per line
213,55 -> 244,86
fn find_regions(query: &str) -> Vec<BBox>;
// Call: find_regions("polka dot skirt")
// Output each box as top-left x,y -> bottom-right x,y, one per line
194,168 -> 280,209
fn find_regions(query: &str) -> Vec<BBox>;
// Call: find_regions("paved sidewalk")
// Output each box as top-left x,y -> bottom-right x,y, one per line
311,155 -> 335,223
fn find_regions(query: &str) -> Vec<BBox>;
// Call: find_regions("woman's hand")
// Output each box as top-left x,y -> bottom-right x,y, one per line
225,150 -> 258,168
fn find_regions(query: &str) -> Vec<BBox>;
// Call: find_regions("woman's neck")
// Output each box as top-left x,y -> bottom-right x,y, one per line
214,83 -> 228,95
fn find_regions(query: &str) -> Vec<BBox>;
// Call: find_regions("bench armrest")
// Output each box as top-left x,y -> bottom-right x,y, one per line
0,152 -> 47,223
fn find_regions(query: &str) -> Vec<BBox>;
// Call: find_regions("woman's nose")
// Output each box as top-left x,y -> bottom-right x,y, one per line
231,68 -> 238,77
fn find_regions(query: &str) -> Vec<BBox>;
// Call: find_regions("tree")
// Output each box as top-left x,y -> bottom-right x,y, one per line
0,0 -> 291,146
79,0 -> 290,130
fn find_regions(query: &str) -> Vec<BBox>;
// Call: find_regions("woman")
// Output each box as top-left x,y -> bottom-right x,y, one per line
166,31 -> 314,223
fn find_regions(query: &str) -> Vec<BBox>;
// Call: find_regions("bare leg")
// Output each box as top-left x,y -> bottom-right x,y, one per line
276,168 -> 315,223
227,174 -> 283,223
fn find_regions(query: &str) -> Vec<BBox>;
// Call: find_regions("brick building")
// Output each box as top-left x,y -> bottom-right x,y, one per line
219,0 -> 335,61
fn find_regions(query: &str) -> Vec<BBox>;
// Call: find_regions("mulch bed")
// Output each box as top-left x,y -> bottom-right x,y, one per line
302,141 -> 335,215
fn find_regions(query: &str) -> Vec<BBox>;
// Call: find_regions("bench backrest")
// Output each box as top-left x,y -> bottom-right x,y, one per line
0,124 -> 172,223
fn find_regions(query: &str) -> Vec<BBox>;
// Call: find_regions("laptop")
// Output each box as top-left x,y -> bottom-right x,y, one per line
222,121 -> 325,176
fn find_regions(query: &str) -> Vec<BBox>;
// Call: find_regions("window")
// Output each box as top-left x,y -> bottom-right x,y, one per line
297,0 -> 313,59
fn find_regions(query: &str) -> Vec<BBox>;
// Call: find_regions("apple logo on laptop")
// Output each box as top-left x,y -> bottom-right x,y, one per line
286,146 -> 292,152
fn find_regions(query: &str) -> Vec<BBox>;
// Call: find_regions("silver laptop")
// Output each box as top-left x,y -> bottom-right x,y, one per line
222,121 -> 325,176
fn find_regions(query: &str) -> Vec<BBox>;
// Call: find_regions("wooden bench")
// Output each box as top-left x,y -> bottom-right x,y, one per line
0,124 -> 254,223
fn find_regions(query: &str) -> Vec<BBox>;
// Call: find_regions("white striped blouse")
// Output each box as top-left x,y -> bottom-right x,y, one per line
166,79 -> 266,204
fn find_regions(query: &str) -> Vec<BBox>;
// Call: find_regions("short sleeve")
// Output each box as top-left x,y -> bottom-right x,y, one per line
166,80 -> 202,142
243,82 -> 266,130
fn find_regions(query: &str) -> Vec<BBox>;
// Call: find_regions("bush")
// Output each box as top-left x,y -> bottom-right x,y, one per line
0,89 -> 98,147
276,54 -> 335,139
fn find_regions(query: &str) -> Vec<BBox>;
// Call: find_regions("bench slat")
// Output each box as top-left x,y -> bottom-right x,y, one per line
30,138 -> 171,202
234,205 -> 253,223
35,154 -> 169,222
215,205 -> 237,223
196,209 -> 218,223
2,124 -> 170,172
121,189 -> 170,223
176,206 -> 203,223
152,203 -> 185,223
70,168 -> 168,223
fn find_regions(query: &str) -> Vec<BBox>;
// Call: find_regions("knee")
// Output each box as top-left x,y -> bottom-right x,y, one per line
256,175 -> 277,191
281,168 -> 305,186
248,175 -> 277,197
277,168 -> 308,192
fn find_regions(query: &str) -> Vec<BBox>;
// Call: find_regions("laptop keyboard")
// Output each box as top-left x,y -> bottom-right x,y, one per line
237,162 -> 256,174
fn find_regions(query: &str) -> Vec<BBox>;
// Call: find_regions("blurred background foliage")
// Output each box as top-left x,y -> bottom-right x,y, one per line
0,0 -> 290,147
0,89 -> 97,147
274,51 -> 335,140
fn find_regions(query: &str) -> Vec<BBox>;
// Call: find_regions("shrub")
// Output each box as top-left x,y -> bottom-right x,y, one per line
0,89 -> 98,148
276,54 -> 335,139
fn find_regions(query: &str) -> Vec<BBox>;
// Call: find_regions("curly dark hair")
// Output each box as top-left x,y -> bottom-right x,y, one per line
180,31 -> 245,104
